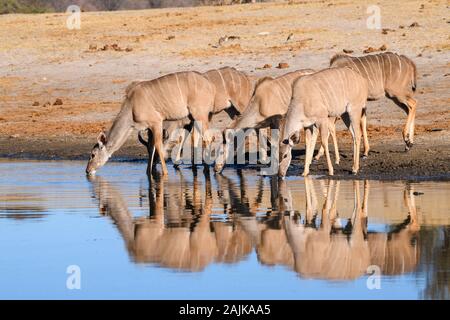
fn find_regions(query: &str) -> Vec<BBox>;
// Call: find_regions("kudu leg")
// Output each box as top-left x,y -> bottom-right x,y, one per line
348,111 -> 362,175
329,118 -> 340,165
190,117 -> 212,167
360,110 -> 370,159
147,129 -> 156,176
139,129 -> 165,176
173,127 -> 190,168
391,94 -> 417,151
304,177 -> 317,226
303,126 -> 318,176
302,127 -> 312,177
314,144 -> 325,163
314,118 -> 340,165
404,185 -> 419,232
406,97 -> 417,149
258,128 -> 269,164
319,120 -> 334,176
149,123 -> 168,176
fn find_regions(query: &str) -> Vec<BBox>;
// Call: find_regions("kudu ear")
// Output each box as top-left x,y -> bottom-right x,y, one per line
282,132 -> 298,147
291,131 -> 301,145
97,131 -> 107,147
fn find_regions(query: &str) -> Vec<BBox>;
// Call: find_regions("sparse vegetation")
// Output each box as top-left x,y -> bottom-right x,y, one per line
0,0 -> 265,14
0,0 -> 50,14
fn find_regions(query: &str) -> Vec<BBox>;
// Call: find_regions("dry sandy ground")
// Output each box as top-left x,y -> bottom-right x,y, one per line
0,0 -> 449,179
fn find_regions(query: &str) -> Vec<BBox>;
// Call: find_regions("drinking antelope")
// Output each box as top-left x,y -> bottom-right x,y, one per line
279,67 -> 369,177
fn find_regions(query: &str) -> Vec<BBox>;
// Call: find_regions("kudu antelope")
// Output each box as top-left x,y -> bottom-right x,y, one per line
279,67 -> 369,177
214,69 -> 316,173
330,52 -> 418,150
139,67 -> 257,167
86,71 -> 216,176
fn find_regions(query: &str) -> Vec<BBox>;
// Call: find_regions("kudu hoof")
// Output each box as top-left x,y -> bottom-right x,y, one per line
214,164 -> 224,174
405,141 -> 413,151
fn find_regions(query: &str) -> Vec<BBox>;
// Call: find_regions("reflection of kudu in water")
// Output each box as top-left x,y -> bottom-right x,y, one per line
90,173 -> 218,270
89,172 -> 420,276
89,171 -> 256,271
281,178 -> 370,279
213,171 -> 264,255
276,178 -> 420,279
215,172 -> 297,266
368,187 -> 420,275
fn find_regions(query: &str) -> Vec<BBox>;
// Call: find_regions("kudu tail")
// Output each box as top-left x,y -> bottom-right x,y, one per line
402,55 -> 418,92
412,61 -> 417,92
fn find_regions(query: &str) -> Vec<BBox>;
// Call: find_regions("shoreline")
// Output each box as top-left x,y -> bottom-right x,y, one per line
1,137 -> 448,182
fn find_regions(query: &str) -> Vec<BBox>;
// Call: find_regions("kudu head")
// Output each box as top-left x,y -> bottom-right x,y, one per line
86,131 -> 109,176
278,131 -> 300,178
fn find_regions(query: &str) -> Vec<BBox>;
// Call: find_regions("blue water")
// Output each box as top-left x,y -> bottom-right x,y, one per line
0,160 -> 448,299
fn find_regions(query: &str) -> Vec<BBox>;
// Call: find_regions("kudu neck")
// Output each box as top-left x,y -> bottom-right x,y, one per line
105,105 -> 134,156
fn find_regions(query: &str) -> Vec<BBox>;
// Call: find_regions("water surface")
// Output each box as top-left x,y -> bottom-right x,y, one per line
0,160 -> 448,299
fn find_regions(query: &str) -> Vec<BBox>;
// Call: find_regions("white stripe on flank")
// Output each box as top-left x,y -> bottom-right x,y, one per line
375,54 -> 383,84
192,73 -> 197,94
236,72 -> 241,94
229,69 -> 236,93
348,57 -> 365,79
322,71 -> 339,110
157,78 -> 169,109
373,55 -> 382,89
357,57 -> 374,89
387,54 -> 393,79
233,73 -> 242,108
366,55 -> 378,85
165,75 -> 175,107
217,69 -> 227,93
312,80 -> 329,114
273,82 -> 285,105
175,73 -> 185,106
143,84 -> 154,107
278,76 -> 291,101
337,68 -> 346,103
395,54 -> 402,75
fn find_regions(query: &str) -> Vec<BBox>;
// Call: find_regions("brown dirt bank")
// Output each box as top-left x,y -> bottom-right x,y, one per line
1,0 -> 449,180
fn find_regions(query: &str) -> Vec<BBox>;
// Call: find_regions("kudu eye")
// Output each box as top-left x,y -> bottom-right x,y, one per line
282,139 -> 290,145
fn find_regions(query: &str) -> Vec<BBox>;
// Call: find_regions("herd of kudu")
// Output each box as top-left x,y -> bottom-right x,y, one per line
86,52 -> 417,177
